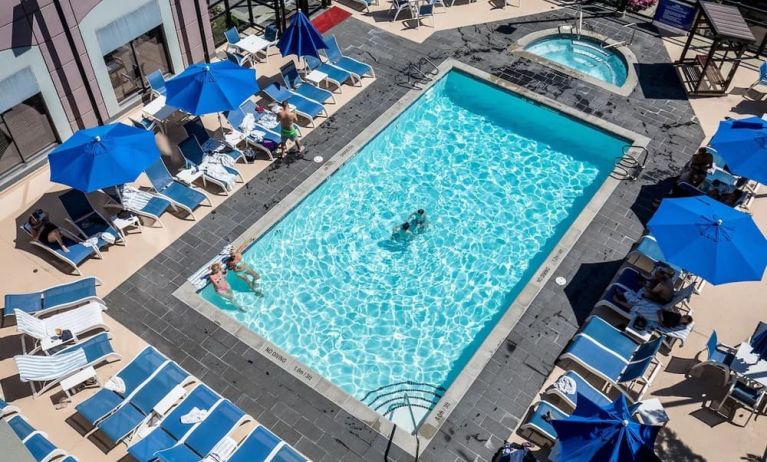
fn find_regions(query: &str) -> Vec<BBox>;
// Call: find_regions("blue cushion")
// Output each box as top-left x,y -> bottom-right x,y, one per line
25,433 -> 58,461
271,445 -> 307,462
7,415 -> 35,440
563,335 -> 626,381
228,427 -> 281,462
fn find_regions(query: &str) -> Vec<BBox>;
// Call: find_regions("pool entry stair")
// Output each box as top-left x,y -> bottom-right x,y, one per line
612,145 -> 649,181
396,57 -> 439,90
362,381 -> 446,433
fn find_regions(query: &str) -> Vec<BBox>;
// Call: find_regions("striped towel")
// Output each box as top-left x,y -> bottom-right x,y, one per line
121,186 -> 154,212
188,245 -> 234,290
15,350 -> 87,382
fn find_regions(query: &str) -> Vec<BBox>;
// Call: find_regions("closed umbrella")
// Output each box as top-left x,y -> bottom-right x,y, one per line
710,116 -> 767,185
278,11 -> 327,59
48,123 -> 160,193
551,395 -> 661,462
648,196 -> 767,284
165,60 -> 259,115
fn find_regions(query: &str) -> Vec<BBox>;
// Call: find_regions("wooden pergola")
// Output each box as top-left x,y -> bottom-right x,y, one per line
675,1 -> 755,97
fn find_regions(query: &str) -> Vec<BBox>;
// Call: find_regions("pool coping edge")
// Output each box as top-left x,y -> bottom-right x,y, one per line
174,58 -> 650,458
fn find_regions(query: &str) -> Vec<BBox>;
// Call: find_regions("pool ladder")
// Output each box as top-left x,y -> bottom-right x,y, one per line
612,145 -> 649,181
362,380 -> 446,433
601,23 -> 638,49
396,57 -> 440,90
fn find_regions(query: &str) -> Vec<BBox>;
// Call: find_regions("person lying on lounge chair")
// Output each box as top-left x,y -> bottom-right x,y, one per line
28,209 -> 68,252
227,239 -> 262,294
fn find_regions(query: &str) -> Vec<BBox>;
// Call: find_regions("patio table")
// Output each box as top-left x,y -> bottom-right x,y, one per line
0,420 -> 35,462
233,35 -> 270,60
731,341 -> 767,386
142,96 -> 179,133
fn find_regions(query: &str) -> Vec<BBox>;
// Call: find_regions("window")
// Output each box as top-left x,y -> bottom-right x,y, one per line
0,94 -> 58,176
104,26 -> 170,103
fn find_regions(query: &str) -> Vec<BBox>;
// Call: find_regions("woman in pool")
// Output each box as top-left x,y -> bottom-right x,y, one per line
28,209 -> 68,252
209,263 -> 244,311
227,239 -> 262,294
408,209 -> 428,232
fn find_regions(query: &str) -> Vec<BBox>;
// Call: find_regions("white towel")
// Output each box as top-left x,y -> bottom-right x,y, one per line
104,376 -> 126,394
187,245 -> 234,290
202,436 -> 237,462
259,112 -> 279,129
84,237 -> 99,249
100,232 -> 116,245
250,130 -> 265,142
239,113 -> 256,133
120,186 -> 153,212
180,406 -> 208,424
554,375 -> 577,396
200,160 -> 236,191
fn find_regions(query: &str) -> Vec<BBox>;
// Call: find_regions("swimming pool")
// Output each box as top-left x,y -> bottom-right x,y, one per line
199,69 -> 628,422
525,36 -> 628,86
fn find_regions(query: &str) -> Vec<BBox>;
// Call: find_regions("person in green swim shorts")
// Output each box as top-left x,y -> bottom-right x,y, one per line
278,101 -> 302,158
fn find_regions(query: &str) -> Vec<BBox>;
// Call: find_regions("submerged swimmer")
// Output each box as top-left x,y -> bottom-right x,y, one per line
392,222 -> 413,242
408,209 -> 427,232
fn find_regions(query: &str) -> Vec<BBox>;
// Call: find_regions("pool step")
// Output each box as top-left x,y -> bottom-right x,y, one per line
362,380 -> 446,433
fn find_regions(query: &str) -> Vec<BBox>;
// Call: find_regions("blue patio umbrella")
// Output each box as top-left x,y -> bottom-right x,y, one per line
165,60 -> 259,115
710,116 -> 767,185
648,195 -> 767,285
48,123 -> 160,193
751,327 -> 767,360
551,395 -> 661,462
278,11 -> 327,59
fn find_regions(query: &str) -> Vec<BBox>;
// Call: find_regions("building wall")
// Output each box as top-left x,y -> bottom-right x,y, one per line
0,0 -> 214,131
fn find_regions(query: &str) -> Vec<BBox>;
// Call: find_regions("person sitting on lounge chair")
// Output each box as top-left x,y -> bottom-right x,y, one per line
643,266 -> 674,303
690,147 -> 713,174
227,239 -> 261,294
28,209 -> 68,252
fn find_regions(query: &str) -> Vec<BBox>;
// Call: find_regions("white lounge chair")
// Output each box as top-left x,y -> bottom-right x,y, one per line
14,332 -> 119,397
15,301 -> 109,354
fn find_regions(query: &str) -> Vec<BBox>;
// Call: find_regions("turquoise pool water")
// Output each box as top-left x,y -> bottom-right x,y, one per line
525,37 -> 628,86
201,70 -> 627,407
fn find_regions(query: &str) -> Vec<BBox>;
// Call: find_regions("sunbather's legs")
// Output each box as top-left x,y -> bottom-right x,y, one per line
47,229 -> 69,253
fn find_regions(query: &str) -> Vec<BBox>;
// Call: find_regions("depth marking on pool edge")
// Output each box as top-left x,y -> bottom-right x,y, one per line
536,247 -> 565,284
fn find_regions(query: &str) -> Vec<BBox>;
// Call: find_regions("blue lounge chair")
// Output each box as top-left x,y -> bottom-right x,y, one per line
76,346 -> 168,426
15,332 -> 119,397
59,189 -> 123,246
750,61 -> 767,89
226,49 -> 250,67
7,414 -> 36,440
304,55 -> 358,89
183,118 -> 248,165
127,384 -> 221,462
280,61 -> 335,104
517,400 -> 566,447
96,361 -> 194,445
542,370 -> 612,410
153,400 -> 252,462
21,222 -> 100,276
628,234 -> 683,275
103,185 -> 171,228
224,108 -> 277,161
262,83 -> 326,127
225,27 -> 242,47
271,445 -> 310,462
323,35 -> 375,79
145,159 -> 211,220
227,426 -> 282,462
20,432 -> 65,462
560,334 -> 664,399
689,330 -> 736,384
578,316 -> 639,360
595,281 -> 695,321
0,397 -> 20,417
129,116 -> 158,133
177,137 -> 241,194
146,71 -> 167,98
3,276 -> 102,327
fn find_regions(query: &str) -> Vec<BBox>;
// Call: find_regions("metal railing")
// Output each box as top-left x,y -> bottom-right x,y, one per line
362,380 -> 446,433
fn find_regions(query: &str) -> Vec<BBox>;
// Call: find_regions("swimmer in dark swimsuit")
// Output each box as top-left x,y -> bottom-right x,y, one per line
28,209 -> 68,252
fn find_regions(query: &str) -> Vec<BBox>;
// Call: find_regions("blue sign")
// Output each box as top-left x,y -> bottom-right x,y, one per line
654,0 -> 696,31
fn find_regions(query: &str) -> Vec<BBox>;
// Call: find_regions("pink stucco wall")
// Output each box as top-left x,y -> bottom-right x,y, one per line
0,0 -> 214,131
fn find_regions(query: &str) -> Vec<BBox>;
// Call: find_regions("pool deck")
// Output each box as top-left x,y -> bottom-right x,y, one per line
104,11 -> 706,461
1,3 -> 766,462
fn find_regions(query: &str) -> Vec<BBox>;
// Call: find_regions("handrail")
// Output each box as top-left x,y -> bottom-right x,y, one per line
363,380 -> 446,433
